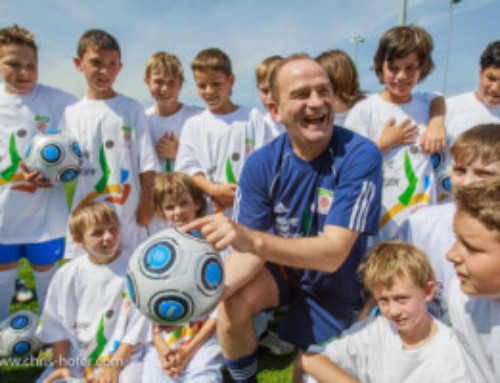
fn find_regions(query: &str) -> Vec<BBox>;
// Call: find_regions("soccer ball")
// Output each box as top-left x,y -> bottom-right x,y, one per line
127,228 -> 224,326
0,310 -> 42,358
24,129 -> 82,184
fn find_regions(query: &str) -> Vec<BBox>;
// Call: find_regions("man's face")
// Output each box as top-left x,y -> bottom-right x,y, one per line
447,210 -> 500,297
478,66 -> 500,106
268,58 -> 334,158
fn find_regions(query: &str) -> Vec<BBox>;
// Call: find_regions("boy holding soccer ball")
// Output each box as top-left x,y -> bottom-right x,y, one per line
36,202 -> 149,383
139,172 -> 223,383
0,24 -> 76,320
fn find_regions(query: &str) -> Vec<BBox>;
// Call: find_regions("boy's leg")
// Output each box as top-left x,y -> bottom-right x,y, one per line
26,238 -> 64,314
0,244 -> 22,320
218,266 -> 280,383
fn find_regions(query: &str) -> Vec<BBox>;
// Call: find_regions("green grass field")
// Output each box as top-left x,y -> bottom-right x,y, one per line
1,259 -> 296,382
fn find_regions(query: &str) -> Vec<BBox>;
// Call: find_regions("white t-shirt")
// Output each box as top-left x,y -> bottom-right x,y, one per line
0,83 -> 76,243
175,106 -> 271,216
398,203 -> 456,323
435,92 -> 500,203
263,112 -> 286,139
62,94 -> 160,258
345,93 -> 438,243
448,277 -> 500,383
38,251 -> 149,378
145,104 -> 202,172
306,315 -> 468,383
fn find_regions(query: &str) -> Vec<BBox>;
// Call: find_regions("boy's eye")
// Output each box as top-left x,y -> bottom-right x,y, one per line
452,166 -> 465,174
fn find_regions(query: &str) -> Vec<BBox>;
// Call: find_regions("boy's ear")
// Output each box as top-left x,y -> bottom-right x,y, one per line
73,57 -> 82,71
229,73 -> 235,87
424,281 -> 436,304
73,236 -> 85,249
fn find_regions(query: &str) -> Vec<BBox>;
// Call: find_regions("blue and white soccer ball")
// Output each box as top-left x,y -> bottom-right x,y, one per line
0,310 -> 42,358
127,228 -> 224,326
25,129 -> 82,184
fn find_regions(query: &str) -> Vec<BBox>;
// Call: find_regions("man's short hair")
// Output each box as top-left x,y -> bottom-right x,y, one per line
268,53 -> 313,103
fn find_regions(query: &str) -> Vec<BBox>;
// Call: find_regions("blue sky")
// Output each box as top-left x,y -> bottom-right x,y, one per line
1,0 -> 498,110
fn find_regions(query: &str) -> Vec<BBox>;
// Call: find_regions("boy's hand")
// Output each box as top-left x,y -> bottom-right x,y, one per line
87,364 -> 120,383
20,162 -> 53,188
163,347 -> 192,378
43,366 -> 72,383
155,132 -> 179,160
209,183 -> 237,211
376,117 -> 418,154
419,117 -> 447,154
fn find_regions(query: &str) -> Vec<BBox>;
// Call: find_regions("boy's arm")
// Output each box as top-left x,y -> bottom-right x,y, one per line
420,95 -> 446,153
87,343 -> 135,383
300,351 -> 360,383
137,170 -> 156,227
43,340 -> 72,383
192,173 -> 237,212
163,318 -> 217,378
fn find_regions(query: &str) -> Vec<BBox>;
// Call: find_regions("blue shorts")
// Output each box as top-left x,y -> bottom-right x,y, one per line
0,238 -> 65,266
267,262 -> 361,351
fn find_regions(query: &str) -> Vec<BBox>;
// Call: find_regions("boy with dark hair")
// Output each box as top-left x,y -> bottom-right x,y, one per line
62,28 -> 159,259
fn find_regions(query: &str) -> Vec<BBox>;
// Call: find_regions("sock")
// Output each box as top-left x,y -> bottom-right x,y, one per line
0,266 -> 19,320
33,264 -> 58,314
224,353 -> 258,383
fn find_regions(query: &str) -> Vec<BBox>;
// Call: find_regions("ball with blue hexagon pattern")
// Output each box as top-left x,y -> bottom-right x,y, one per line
126,228 -> 224,325
25,129 -> 82,184
0,310 -> 42,357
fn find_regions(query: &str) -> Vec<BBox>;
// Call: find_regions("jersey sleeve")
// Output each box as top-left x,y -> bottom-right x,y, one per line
121,301 -> 150,346
326,139 -> 382,235
136,106 -> 161,173
343,101 -> 373,139
175,118 -> 204,176
234,148 -> 274,231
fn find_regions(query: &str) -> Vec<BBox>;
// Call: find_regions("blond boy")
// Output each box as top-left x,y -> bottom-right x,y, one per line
36,202 -> 149,383
144,51 -> 202,173
400,123 -> 500,321
175,48 -> 271,216
61,29 -> 159,259
301,242 -> 467,383
447,177 -> 500,382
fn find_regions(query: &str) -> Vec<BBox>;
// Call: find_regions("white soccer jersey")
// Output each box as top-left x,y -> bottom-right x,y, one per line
345,93 -> 437,242
175,106 -> 272,216
398,203 -> 456,323
448,278 -> 500,383
0,84 -> 76,243
306,315 -> 467,383
38,251 -> 149,379
145,104 -> 202,172
263,112 -> 286,139
62,94 -> 160,258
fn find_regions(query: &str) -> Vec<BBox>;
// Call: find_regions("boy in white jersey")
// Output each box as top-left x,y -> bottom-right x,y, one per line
436,41 -> 500,202
36,202 -> 149,383
0,24 -> 76,320
345,25 -> 443,243
255,55 -> 286,138
144,51 -> 202,173
175,48 -> 271,217
300,242 -> 467,383
399,123 -> 500,322
61,29 -> 159,259
446,177 -> 500,382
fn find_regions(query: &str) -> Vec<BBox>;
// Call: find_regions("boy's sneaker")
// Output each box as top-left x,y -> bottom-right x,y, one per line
14,279 -> 34,303
259,331 -> 295,356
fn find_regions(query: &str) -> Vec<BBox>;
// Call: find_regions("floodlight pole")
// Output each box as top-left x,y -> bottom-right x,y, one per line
399,0 -> 407,25
443,0 -> 461,95
350,36 -> 365,67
